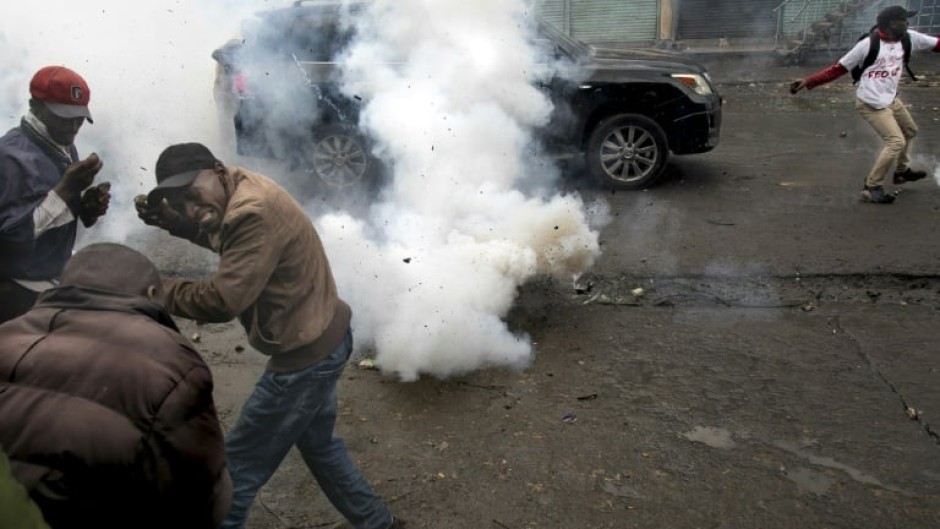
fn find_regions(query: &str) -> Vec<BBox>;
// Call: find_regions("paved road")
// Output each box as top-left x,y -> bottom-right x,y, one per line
589,69 -> 940,277
141,55 -> 940,528
507,62 -> 940,528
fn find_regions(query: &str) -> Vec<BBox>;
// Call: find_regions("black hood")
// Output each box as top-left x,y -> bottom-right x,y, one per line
586,45 -> 705,74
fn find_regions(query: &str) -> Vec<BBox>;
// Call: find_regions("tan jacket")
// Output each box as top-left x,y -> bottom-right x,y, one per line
164,167 -> 350,371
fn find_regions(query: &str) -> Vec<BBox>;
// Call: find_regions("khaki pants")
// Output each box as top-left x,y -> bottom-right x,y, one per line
855,97 -> 918,188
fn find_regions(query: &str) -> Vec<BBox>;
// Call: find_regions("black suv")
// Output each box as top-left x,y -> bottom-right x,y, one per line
213,1 -> 721,191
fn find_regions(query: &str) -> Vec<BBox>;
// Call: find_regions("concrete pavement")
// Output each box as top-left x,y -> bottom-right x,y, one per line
147,54 -> 940,528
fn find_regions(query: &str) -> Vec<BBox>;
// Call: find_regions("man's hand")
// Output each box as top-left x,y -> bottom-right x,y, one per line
79,182 -> 111,227
54,153 -> 103,202
135,194 -> 183,231
789,79 -> 808,94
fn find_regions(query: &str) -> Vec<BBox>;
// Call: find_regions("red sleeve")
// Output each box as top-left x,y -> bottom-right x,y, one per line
934,38 -> 940,52
805,63 -> 849,89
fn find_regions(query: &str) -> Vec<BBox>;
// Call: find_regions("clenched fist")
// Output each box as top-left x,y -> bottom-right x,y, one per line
79,181 -> 111,227
135,194 -> 183,231
789,79 -> 808,95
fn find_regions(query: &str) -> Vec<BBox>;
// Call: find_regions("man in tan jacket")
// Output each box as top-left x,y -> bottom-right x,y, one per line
135,143 -> 402,529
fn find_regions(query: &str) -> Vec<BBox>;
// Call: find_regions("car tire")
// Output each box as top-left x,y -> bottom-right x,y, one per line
309,124 -> 377,190
585,113 -> 668,190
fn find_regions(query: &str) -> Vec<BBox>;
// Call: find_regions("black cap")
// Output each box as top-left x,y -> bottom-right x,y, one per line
877,5 -> 917,27
149,142 -> 221,203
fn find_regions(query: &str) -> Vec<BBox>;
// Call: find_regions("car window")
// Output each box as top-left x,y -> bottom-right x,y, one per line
288,16 -> 348,61
246,12 -> 354,63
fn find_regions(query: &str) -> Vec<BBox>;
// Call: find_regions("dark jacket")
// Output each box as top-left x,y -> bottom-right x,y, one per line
163,167 -> 351,373
0,286 -> 231,528
0,121 -> 80,281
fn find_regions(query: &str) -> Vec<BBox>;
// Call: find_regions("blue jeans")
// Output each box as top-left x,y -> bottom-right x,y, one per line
222,330 -> 392,529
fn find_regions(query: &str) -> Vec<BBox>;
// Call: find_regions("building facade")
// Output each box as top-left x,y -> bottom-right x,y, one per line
534,0 -> 938,51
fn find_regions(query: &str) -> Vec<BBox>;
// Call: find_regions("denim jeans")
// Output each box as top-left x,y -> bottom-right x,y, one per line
221,330 -> 392,529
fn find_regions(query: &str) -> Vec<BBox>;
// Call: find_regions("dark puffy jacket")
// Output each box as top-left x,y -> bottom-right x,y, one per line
0,285 -> 231,528
0,122 -> 80,281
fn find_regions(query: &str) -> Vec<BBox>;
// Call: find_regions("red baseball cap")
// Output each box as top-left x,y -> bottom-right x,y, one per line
29,66 -> 93,123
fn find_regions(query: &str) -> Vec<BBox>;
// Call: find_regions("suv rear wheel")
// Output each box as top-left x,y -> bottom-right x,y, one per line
309,124 -> 376,189
586,113 -> 668,190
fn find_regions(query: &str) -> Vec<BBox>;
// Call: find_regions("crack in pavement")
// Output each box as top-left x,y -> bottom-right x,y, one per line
831,317 -> 940,448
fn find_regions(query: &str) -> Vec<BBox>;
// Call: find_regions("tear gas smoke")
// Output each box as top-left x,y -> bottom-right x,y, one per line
0,1 -> 257,242
316,0 -> 604,381
1,0 -> 606,382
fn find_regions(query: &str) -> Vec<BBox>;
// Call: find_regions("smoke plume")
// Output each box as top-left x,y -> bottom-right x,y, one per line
0,0 -> 605,381
0,0 -> 255,242
316,0 -> 603,381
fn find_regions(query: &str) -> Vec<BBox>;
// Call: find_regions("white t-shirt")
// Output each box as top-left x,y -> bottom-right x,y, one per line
838,29 -> 938,109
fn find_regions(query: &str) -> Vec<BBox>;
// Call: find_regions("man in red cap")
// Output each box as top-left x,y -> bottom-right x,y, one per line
0,65 -> 111,323
790,5 -> 940,204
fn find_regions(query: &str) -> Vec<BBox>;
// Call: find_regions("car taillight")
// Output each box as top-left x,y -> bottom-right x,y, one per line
234,73 -> 251,98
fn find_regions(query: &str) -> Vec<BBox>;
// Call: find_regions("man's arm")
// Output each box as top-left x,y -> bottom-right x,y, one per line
26,172 -> 108,237
0,154 -> 46,243
31,190 -> 74,236
164,209 -> 282,322
1,152 -> 103,243
791,36 -> 871,94
909,29 -> 940,52
790,63 -> 849,94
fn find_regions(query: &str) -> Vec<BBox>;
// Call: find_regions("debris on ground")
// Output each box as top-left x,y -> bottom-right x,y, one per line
358,358 -> 379,370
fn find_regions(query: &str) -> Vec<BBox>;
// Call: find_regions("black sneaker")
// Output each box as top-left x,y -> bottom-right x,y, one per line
860,185 -> 896,204
893,168 -> 927,184
387,518 -> 407,529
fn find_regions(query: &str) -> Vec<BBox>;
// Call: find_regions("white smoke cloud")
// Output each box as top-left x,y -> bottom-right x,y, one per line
918,155 -> 940,188
1,0 -> 606,382
317,0 -> 604,381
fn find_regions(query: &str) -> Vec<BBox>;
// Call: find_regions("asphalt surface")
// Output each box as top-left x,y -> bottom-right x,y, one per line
132,52 -> 940,529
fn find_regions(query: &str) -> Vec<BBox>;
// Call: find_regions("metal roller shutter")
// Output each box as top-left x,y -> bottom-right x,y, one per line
677,0 -> 780,40
571,0 -> 658,44
534,0 -> 659,44
534,0 -> 568,32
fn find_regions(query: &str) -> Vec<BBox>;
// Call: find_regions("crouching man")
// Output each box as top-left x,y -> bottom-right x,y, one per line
0,242 -> 231,529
